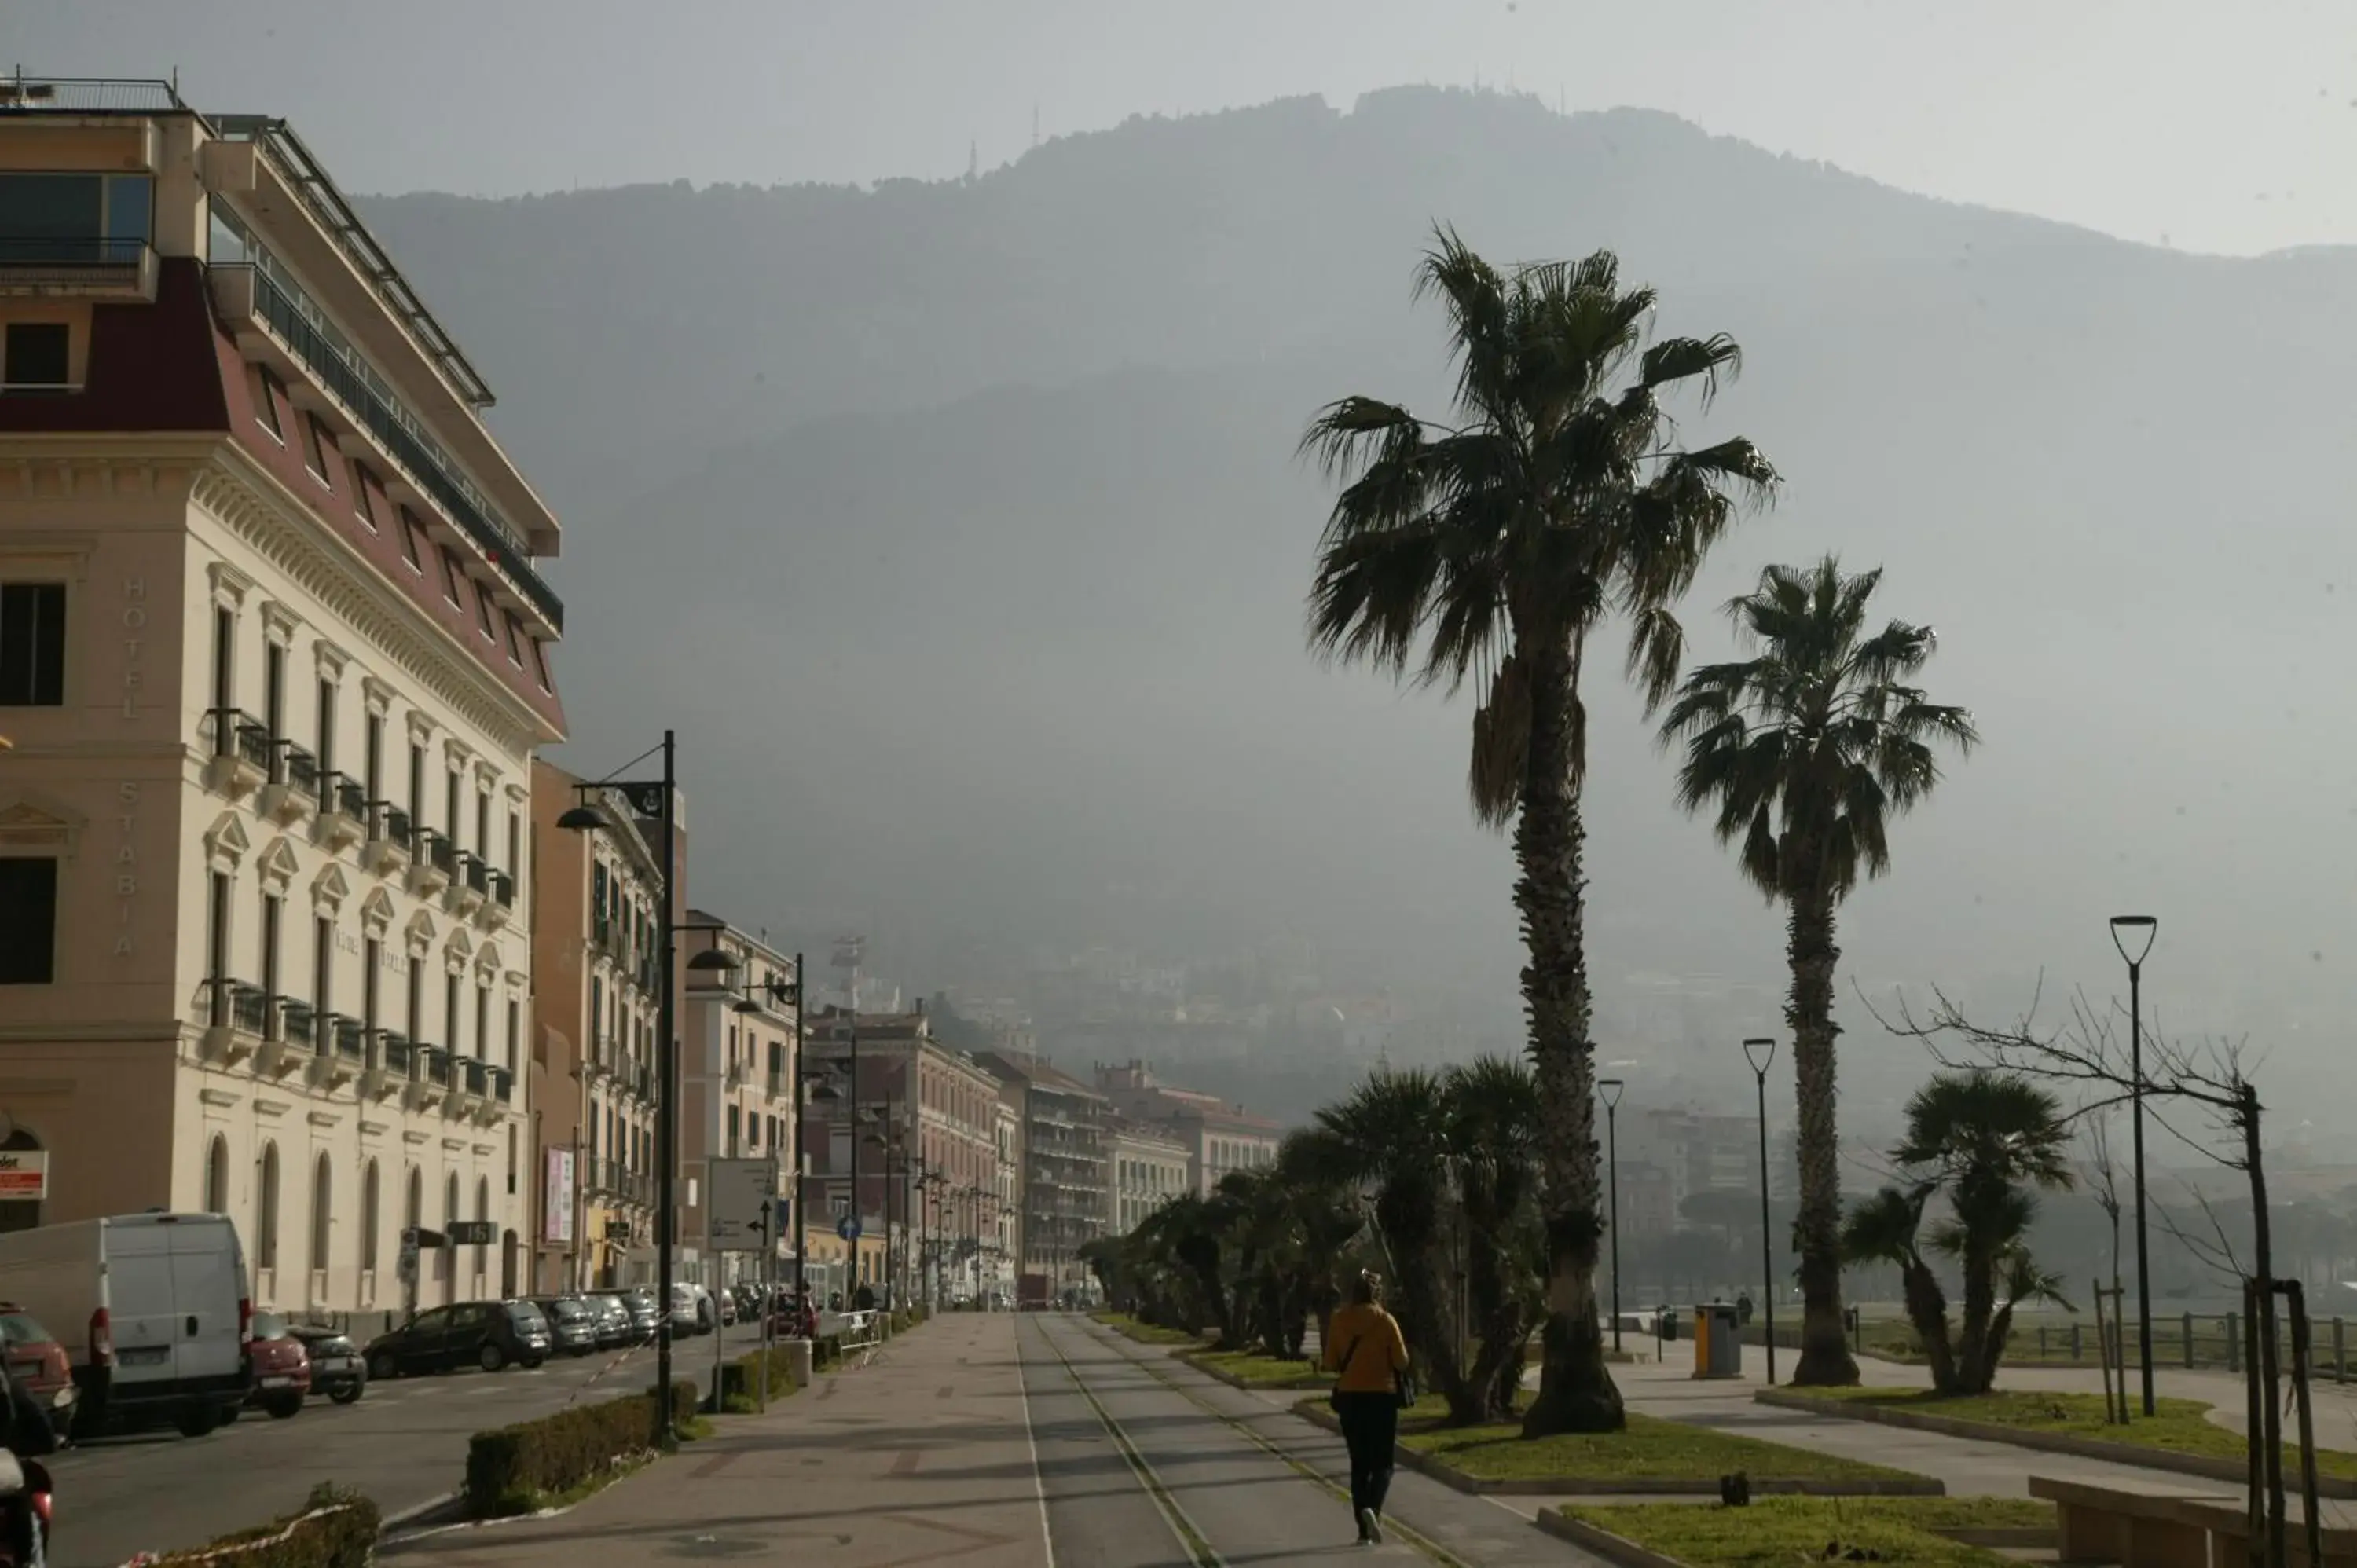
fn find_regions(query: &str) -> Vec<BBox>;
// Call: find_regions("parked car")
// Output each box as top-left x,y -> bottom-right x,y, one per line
0,1305 -> 77,1430
529,1296 -> 600,1357
618,1290 -> 662,1339
581,1294 -> 633,1349
0,1213 -> 247,1438
241,1312 -> 310,1419
364,1300 -> 551,1378
288,1324 -> 365,1405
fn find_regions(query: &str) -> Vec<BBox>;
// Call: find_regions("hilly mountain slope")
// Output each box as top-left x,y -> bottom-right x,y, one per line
359,88 -> 2357,1086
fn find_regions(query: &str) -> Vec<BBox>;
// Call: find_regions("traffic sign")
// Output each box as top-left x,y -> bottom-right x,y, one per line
446,1220 -> 497,1247
707,1158 -> 779,1251
836,1215 -> 862,1243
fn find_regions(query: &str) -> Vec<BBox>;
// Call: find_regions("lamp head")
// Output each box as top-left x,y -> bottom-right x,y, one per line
555,804 -> 603,832
2110,914 -> 2158,967
687,947 -> 739,974
1596,1078 -> 1624,1110
1742,1036 -> 1777,1075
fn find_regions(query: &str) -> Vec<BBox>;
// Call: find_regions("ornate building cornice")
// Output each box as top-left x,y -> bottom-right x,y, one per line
189,452 -> 556,757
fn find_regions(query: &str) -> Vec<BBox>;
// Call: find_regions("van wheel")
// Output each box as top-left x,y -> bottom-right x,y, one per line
478,1343 -> 505,1373
368,1351 -> 399,1381
175,1403 -> 218,1438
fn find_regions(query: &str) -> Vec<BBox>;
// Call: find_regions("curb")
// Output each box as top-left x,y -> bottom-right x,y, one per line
1752,1390 -> 2357,1500
1290,1399 -> 1942,1497
1180,1352 -> 1328,1393
1536,1511 -> 1690,1568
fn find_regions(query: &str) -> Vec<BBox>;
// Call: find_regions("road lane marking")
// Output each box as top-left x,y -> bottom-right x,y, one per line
1015,1320 -> 1059,1568
1032,1315 -> 1223,1568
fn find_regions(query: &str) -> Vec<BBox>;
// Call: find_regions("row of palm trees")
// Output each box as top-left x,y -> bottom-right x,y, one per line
1299,230 -> 1978,1431
1086,1061 -> 2077,1420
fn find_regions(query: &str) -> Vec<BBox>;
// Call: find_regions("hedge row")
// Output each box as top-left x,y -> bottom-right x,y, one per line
464,1379 -> 698,1518
140,1483 -> 379,1567
718,1342 -> 801,1406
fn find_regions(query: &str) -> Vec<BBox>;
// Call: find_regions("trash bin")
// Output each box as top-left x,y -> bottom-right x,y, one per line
784,1336 -> 814,1386
1659,1306 -> 1681,1342
1692,1303 -> 1743,1379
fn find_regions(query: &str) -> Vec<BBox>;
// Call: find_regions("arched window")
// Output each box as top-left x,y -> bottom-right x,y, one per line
473,1176 -> 489,1274
443,1170 -> 459,1224
405,1165 -> 421,1229
257,1142 -> 280,1271
441,1171 -> 460,1299
361,1160 -> 381,1272
310,1154 -> 332,1276
0,1129 -> 42,1235
204,1134 -> 230,1215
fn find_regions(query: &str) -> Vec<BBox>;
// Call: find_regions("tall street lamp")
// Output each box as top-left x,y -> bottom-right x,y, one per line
556,731 -> 737,1449
2110,914 -> 2159,1418
1742,1037 -> 1778,1387
1598,1079 -> 1625,1357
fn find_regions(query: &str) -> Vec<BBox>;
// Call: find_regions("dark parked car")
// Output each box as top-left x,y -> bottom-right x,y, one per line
618,1290 -> 662,1339
289,1324 -> 366,1404
582,1293 -> 633,1349
0,1306 -> 77,1430
530,1295 -> 600,1357
243,1311 -> 310,1418
365,1300 -> 552,1378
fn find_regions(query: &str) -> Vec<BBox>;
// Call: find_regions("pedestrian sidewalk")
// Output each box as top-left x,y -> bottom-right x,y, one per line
380,1314 -> 1050,1567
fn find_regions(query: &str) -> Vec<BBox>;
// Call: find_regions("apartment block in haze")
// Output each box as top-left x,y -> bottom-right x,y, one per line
0,77 -> 564,1323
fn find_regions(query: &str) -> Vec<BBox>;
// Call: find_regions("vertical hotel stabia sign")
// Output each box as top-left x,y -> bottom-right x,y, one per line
544,1149 -> 574,1244
0,1152 -> 48,1202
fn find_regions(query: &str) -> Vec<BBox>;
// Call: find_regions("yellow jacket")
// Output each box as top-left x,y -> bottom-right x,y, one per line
1323,1302 -> 1409,1393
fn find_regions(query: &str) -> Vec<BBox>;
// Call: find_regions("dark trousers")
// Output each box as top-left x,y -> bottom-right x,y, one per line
1333,1390 -> 1398,1517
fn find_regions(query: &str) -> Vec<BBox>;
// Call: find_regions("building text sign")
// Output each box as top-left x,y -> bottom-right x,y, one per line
544,1149 -> 574,1244
0,1152 -> 49,1202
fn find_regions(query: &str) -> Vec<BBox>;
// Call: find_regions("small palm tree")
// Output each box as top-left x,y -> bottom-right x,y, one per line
1841,1072 -> 2073,1394
1444,1057 -> 1546,1420
1314,1068 -> 1460,1400
1305,232 -> 1776,1434
1658,556 -> 1977,1386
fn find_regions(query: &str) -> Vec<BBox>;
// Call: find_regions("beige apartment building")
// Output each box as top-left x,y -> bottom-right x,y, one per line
679,915 -> 798,1289
1110,1119 -> 1191,1233
0,79 -> 564,1324
526,762 -> 662,1292
1094,1059 -> 1283,1196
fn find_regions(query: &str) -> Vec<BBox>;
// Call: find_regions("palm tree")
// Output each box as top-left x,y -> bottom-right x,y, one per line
1304,232 -> 1777,1434
1444,1057 -> 1546,1420
1841,1071 -> 2073,1395
1312,1068 -> 1461,1403
1658,556 -> 1977,1387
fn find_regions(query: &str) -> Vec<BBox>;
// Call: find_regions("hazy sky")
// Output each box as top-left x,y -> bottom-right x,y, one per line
16,0 -> 2357,255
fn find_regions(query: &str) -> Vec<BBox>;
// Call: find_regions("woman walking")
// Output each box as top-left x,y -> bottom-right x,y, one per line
1324,1270 -> 1410,1545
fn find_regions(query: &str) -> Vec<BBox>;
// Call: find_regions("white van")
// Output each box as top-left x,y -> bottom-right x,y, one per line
0,1213 -> 249,1436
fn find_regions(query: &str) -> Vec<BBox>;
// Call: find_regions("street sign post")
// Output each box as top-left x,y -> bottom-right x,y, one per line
707,1158 -> 779,1252
446,1220 -> 497,1247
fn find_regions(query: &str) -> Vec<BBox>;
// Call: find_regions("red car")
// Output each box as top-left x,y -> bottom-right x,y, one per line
242,1311 -> 310,1419
0,1305 -> 76,1431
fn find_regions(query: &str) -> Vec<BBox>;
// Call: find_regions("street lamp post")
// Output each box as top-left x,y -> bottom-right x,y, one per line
1598,1079 -> 1625,1357
1743,1037 -> 1778,1387
2110,914 -> 2160,1418
556,731 -> 724,1449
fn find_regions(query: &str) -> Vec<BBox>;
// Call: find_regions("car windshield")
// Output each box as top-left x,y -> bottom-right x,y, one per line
251,1310 -> 291,1340
504,1302 -> 547,1328
544,1299 -> 589,1321
0,1313 -> 49,1348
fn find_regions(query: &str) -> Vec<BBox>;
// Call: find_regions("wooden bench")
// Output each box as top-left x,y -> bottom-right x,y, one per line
2031,1475 -> 2357,1568
2031,1475 -> 2235,1568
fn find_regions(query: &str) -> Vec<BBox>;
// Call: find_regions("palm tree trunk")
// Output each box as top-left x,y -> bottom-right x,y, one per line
1517,639 -> 1623,1436
1785,886 -> 1860,1386
1901,1256 -> 1959,1394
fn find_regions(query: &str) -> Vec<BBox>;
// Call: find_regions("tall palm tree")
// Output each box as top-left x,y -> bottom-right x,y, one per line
1657,556 -> 1977,1387
1304,232 -> 1777,1434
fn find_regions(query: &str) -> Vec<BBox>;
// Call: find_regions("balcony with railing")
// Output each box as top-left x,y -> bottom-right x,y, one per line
262,740 -> 320,826
203,252 -> 563,632
362,801 -> 412,875
312,1013 -> 364,1088
203,709 -> 273,798
315,771 -> 368,850
0,235 -> 158,303
409,828 -> 453,897
259,998 -> 314,1077
199,979 -> 270,1066
447,851 -> 488,917
406,1043 -> 451,1112
361,1029 -> 409,1099
481,867 -> 515,929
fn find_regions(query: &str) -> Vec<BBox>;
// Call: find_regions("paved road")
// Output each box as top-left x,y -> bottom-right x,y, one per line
384,1314 -> 1598,1567
53,1323 -> 775,1568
